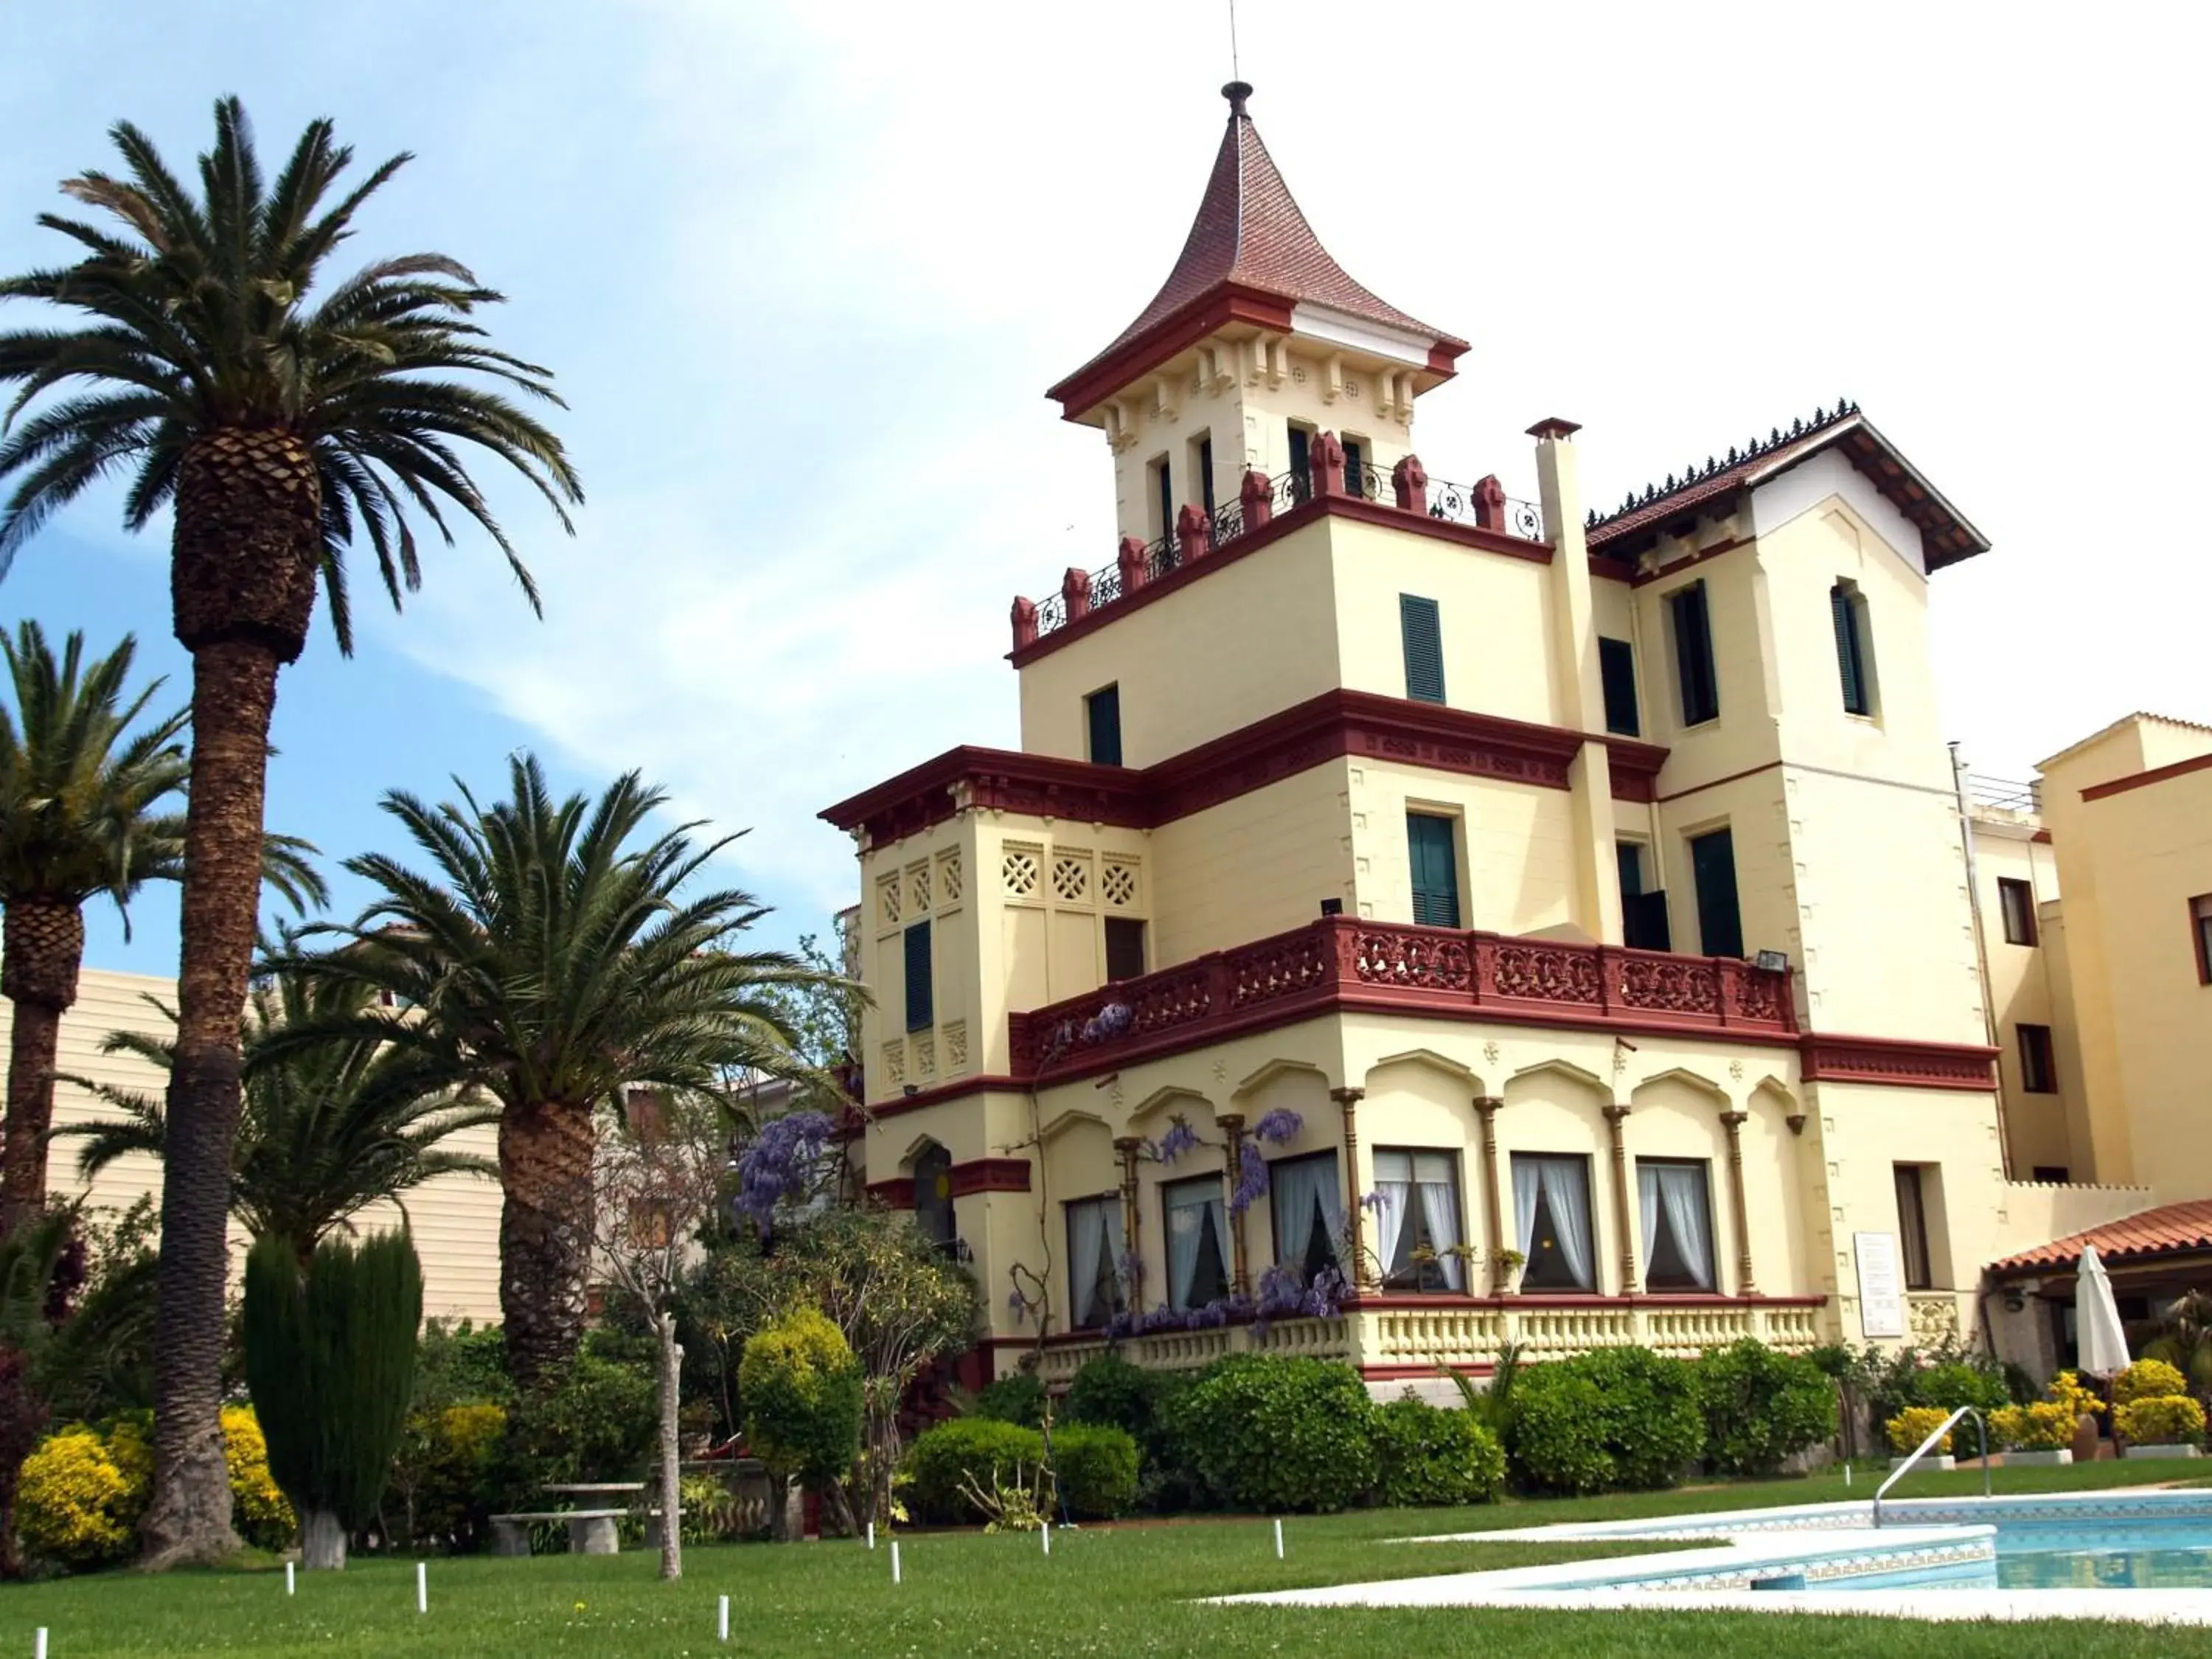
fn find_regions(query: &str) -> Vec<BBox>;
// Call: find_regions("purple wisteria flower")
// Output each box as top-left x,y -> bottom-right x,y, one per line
1228,1141 -> 1268,1213
1250,1107 -> 1304,1145
733,1110 -> 834,1222
1359,1189 -> 1386,1214
1116,1248 -> 1145,1291
1006,1287 -> 1029,1325
1155,1119 -> 1201,1164
1080,1001 -> 1134,1045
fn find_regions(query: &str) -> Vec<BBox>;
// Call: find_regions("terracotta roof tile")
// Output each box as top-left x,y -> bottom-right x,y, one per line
1987,1198 -> 2212,1276
1051,85 -> 1462,409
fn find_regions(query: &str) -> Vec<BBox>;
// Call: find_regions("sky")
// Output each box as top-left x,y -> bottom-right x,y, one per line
3,1 -> 2208,977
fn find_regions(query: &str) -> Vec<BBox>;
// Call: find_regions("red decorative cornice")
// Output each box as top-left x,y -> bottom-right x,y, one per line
1010,491 -> 1551,668
948,1157 -> 1033,1197
865,1177 -> 916,1208
821,689 -> 1667,845
1798,1032 -> 1998,1091
861,1075 -> 1032,1119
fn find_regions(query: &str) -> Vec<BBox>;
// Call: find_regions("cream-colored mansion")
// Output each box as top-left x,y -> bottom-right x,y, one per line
821,84 -> 2158,1388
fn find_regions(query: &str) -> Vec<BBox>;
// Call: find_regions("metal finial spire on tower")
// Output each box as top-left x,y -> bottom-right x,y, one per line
1229,0 -> 1241,80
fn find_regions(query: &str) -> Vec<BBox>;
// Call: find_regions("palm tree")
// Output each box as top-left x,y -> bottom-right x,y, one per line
281,754 -> 827,1388
0,100 -> 580,1565
54,953 -> 497,1267
1,621 -> 324,1234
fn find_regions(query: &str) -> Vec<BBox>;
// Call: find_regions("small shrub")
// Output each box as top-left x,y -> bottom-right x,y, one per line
906,1418 -> 1042,1523
1885,1405 -> 1956,1455
2047,1371 -> 2105,1422
1508,1347 -> 1702,1495
1050,1422 -> 1139,1518
2114,1395 -> 2205,1447
1506,1371 -> 1614,1495
1371,1397 -> 1505,1506
393,1401 -> 507,1551
972,1372 -> 1047,1428
510,1346 -> 658,1487
1694,1340 -> 1838,1475
1166,1356 -> 1378,1514
2114,1358 -> 2189,1406
740,1307 -> 864,1488
1990,1400 -> 2075,1452
221,1405 -> 297,1550
1065,1354 -> 1161,1441
17,1427 -> 135,1569
1912,1362 -> 2008,1416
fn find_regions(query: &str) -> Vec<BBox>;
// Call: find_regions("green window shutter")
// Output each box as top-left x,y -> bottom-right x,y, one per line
1832,585 -> 1870,715
1615,841 -> 1644,898
1671,585 -> 1719,726
1599,637 -> 1640,736
1399,594 -> 1444,704
1406,813 -> 1461,928
1086,685 -> 1123,767
1688,829 -> 1742,958
1198,437 -> 1215,516
1343,438 -> 1366,498
903,921 -> 933,1032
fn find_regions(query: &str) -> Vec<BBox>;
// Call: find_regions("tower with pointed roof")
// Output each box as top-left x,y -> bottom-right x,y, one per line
819,88 -> 2147,1392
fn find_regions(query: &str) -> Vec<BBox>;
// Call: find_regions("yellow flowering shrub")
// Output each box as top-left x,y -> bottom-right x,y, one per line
16,1427 -> 136,1568
2046,1371 -> 2104,1422
1990,1400 -> 2076,1452
2113,1394 -> 2206,1447
1884,1405 -> 1955,1455
2113,1359 -> 2189,1406
222,1405 -> 296,1548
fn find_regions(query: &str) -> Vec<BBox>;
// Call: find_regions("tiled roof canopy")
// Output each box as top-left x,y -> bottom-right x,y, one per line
1987,1199 -> 2212,1277
1587,403 -> 1991,572
1048,84 -> 1467,418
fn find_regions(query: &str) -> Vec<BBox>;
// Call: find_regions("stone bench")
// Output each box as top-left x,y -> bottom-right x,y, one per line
488,1509 -> 627,1557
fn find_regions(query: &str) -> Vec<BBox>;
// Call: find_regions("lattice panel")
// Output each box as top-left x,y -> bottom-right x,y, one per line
907,861 -> 931,914
1101,859 -> 1139,910
880,1038 -> 906,1086
876,874 -> 902,928
936,849 -> 963,905
1051,852 -> 1092,905
1003,845 -> 1041,900
911,1032 -> 936,1080
943,1020 -> 968,1072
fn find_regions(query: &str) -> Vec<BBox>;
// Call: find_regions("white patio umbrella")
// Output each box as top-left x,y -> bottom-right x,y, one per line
2076,1243 -> 2131,1377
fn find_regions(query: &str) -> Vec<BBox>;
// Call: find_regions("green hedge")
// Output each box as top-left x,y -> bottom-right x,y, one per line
1509,1347 -> 1702,1494
972,1373 -> 1047,1428
905,1418 -> 1140,1522
1164,1355 -> 1377,1514
1371,1397 -> 1505,1506
1695,1339 -> 1838,1475
1049,1423 -> 1139,1518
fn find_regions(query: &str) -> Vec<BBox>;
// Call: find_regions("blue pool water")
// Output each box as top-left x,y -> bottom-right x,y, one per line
1844,1514 -> 2212,1592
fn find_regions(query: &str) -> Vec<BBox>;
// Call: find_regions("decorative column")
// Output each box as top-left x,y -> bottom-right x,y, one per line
1113,1135 -> 1143,1300
1175,502 -> 1212,565
1329,1087 -> 1369,1288
1009,595 -> 1037,652
1218,1113 -> 1250,1297
1391,453 -> 1428,514
1603,1104 -> 1636,1296
1060,565 -> 1093,623
1240,467 -> 1273,530
1719,1110 -> 1759,1295
1312,431 -> 1347,498
1472,1096 -> 1508,1294
1116,535 -> 1150,595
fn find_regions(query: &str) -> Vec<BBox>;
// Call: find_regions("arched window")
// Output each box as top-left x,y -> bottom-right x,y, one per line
913,1143 -> 955,1253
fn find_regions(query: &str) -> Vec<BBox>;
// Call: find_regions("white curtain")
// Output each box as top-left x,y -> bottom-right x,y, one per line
1270,1154 -> 1340,1270
1373,1150 -> 1412,1279
1104,1202 -> 1129,1305
1518,1155 -> 1595,1290
1513,1155 -> 1542,1259
1167,1184 -> 1226,1309
1638,1164 -> 1662,1286
1414,1152 -> 1465,1290
1658,1164 -> 1714,1290
1070,1200 -> 1106,1327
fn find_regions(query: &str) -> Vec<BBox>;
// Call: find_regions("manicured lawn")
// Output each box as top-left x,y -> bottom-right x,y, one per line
3,1464 -> 2204,1657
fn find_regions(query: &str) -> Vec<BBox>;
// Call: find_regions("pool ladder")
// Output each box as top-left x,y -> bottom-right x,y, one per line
1872,1404 -> 1990,1528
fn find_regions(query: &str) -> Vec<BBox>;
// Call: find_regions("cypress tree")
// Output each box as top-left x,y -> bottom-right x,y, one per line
243,1231 -> 423,1568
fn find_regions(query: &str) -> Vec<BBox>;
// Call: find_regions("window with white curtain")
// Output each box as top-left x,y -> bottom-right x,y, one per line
1162,1176 -> 1231,1310
1512,1152 -> 1596,1292
1373,1148 -> 1466,1292
1064,1194 -> 1128,1329
1636,1158 -> 1717,1293
1267,1152 -> 1343,1280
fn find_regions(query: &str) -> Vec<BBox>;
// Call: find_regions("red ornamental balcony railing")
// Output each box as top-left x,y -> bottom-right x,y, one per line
1007,918 -> 1797,1079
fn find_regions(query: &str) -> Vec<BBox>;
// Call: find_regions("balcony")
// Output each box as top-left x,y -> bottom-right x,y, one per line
1008,917 -> 1798,1082
1020,459 -> 1546,644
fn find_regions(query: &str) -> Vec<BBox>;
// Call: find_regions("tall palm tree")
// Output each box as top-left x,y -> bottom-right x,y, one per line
0,100 -> 580,1565
54,954 -> 498,1267
1,621 -> 324,1234
281,754 -> 827,1388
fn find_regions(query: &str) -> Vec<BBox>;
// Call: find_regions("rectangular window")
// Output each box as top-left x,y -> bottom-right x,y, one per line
1343,437 -> 1367,498
1997,877 -> 2037,946
1399,594 -> 1445,703
1287,423 -> 1312,501
2032,1165 -> 2070,1184
1267,1150 -> 1343,1281
1831,581 -> 1873,716
1617,841 -> 1672,952
1162,1176 -> 1231,1311
1405,812 -> 1461,928
1150,454 -> 1172,538
1688,827 -> 1743,958
1085,684 -> 1123,768
902,921 -> 933,1032
1064,1195 -> 1127,1329
2019,1023 -> 2056,1093
1599,636 -> 1641,736
1374,1149 -> 1466,1292
1616,839 -> 1645,899
2193,894 -> 2212,985
1637,1160 -> 1717,1292
1512,1153 -> 1596,1292
1669,582 -> 1719,726
1893,1164 -> 1933,1290
1104,917 -> 1147,983
1194,433 -> 1216,518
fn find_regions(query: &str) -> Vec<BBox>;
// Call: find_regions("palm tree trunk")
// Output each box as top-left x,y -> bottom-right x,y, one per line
1,895 -> 84,1234
498,1098 -> 596,1389
139,636 -> 282,1568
